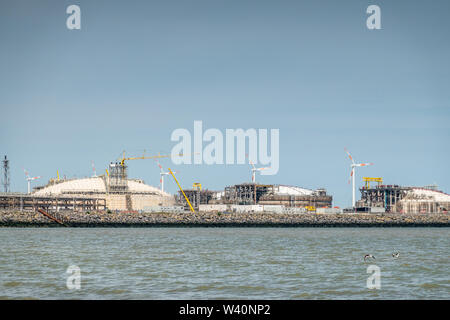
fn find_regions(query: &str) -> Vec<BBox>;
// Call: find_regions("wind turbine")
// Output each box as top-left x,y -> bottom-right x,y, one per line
249,160 -> 271,184
91,161 -> 97,177
24,169 -> 41,194
344,148 -> 373,208
155,159 -> 177,193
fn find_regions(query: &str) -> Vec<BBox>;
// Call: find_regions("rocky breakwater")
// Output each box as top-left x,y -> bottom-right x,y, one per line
0,210 -> 449,227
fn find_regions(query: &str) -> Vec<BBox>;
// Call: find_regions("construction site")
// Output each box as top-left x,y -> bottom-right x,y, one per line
0,153 -> 175,213
0,152 -> 333,214
1,149 -> 449,215
356,177 -> 450,214
177,183 -> 332,213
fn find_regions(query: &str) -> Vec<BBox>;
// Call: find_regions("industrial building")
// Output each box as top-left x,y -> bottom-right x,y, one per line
357,181 -> 450,213
30,162 -> 175,211
177,183 -> 332,211
178,188 -> 218,210
3,151 -> 449,215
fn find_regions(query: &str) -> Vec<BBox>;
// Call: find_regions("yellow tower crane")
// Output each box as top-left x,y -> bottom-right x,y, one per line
115,151 -> 177,182
118,150 -> 199,167
118,150 -> 172,167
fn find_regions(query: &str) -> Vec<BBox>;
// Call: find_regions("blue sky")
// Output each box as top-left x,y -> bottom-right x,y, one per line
1,0 -> 449,207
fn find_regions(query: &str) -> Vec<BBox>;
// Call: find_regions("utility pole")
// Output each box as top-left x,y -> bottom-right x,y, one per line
2,155 -> 10,193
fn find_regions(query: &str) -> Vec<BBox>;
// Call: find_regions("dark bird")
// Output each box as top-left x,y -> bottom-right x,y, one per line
364,254 -> 375,261
392,252 -> 400,258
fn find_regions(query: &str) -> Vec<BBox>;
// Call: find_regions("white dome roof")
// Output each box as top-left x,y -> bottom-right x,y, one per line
34,177 -> 105,195
275,185 -> 314,196
127,179 -> 169,195
407,188 -> 450,202
33,177 -> 171,197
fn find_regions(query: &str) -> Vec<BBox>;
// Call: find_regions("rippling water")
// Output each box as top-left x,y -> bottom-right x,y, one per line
0,228 -> 449,299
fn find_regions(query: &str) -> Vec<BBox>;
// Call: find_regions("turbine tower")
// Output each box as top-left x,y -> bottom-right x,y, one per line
155,159 -> 177,193
249,160 -> 270,183
91,161 -> 97,177
24,169 -> 41,194
345,148 -> 373,208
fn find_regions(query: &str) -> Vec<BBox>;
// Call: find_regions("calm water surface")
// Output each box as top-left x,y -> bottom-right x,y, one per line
0,228 -> 448,299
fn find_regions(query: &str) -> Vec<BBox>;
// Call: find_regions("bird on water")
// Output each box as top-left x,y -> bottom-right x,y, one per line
392,252 -> 400,258
364,254 -> 376,261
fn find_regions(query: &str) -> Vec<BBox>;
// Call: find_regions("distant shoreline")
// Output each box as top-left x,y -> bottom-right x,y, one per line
0,211 -> 449,227
2,223 -> 450,228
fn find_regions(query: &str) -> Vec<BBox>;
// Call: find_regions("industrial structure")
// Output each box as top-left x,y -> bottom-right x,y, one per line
2,155 -> 9,193
177,183 -> 332,211
32,162 -> 174,211
177,186 -> 218,210
0,193 -> 106,212
0,151 -> 176,212
357,179 -> 450,213
1,150 -> 449,215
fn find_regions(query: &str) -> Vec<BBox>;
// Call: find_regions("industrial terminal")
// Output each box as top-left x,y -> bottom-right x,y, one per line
0,150 -> 449,218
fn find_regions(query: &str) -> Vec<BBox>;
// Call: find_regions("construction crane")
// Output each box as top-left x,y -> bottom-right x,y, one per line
168,168 -> 195,213
118,150 -> 198,167
118,151 -> 171,167
111,151 -> 175,184
115,150 -> 195,187
192,182 -> 202,190
363,177 -> 383,189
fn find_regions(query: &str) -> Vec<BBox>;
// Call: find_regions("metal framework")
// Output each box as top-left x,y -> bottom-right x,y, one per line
107,162 -> 128,193
169,168 -> 195,212
363,177 -> 383,189
0,193 -> 106,212
358,185 -> 409,212
222,183 -> 333,208
258,193 -> 332,208
177,189 -> 215,210
224,183 -> 275,205
2,156 -> 10,193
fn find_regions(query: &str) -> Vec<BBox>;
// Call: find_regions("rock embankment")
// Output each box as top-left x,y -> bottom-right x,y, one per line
0,210 -> 449,227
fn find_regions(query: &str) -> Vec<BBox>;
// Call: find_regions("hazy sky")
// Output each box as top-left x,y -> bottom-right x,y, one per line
1,0 -> 449,207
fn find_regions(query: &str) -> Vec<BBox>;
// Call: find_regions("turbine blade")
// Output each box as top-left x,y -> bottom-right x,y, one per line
344,147 -> 355,164
154,158 -> 163,172
357,162 -> 374,167
246,153 -> 256,169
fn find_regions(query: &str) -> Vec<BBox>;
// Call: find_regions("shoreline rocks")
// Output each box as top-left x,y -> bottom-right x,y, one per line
0,210 -> 449,227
